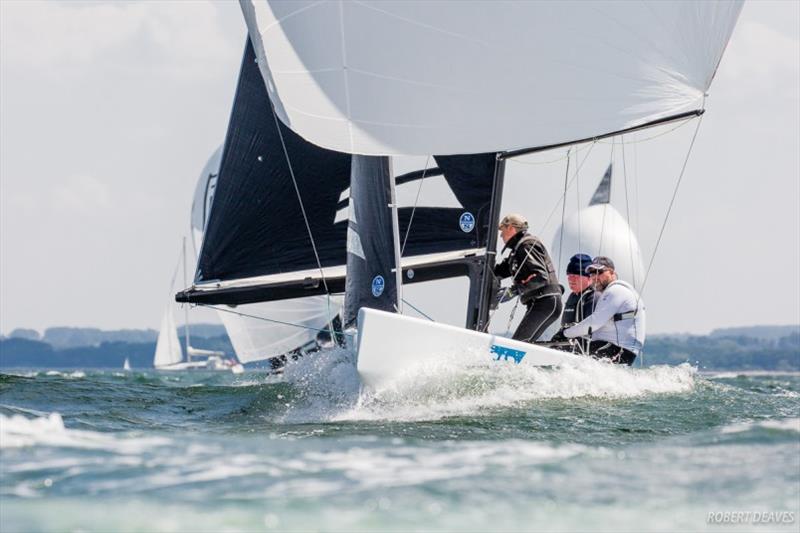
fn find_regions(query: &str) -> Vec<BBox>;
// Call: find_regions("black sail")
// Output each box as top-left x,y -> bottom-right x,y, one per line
589,163 -> 613,205
177,39 -> 498,312
194,39 -> 352,284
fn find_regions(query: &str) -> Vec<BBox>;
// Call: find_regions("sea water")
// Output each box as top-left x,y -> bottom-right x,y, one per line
1,351 -> 798,532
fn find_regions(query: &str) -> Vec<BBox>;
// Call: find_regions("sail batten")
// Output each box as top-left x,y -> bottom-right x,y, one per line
240,0 -> 742,156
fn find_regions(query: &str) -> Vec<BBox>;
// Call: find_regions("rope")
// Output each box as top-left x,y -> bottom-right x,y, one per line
639,114 -> 705,295
504,297 -> 521,337
575,149 -> 582,256
199,303 -> 355,339
270,106 -> 336,331
401,156 -> 431,256
556,148 -> 571,275
536,141 -> 596,235
402,298 -> 435,321
620,135 -> 638,289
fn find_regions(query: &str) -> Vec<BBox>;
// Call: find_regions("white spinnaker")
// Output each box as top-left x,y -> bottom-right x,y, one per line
190,148 -> 343,364
552,204 -> 646,291
240,0 -> 742,155
154,304 -> 183,368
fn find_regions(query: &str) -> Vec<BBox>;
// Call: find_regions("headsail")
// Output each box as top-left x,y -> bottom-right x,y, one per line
153,304 -> 183,368
240,0 -> 743,155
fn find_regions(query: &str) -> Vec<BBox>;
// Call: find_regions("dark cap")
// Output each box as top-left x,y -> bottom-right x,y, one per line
566,253 -> 593,276
586,256 -> 615,273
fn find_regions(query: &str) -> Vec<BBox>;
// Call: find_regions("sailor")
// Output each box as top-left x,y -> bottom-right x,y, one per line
563,256 -> 646,365
551,253 -> 595,348
494,214 -> 563,343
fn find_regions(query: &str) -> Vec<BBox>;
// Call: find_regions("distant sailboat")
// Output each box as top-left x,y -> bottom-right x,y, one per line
123,357 -> 131,371
154,239 -> 243,373
552,164 -> 645,290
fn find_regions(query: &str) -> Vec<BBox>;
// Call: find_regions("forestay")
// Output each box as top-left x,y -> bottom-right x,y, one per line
240,0 -> 743,155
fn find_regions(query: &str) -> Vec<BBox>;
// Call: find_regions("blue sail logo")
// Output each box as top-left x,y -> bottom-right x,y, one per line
490,344 -> 526,364
371,275 -> 385,297
459,212 -> 475,233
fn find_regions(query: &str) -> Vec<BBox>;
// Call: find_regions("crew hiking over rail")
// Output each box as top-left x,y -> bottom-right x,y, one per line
562,256 -> 646,365
493,213 -> 563,343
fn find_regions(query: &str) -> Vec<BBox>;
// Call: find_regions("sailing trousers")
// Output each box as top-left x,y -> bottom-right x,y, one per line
588,341 -> 637,366
512,294 -> 563,343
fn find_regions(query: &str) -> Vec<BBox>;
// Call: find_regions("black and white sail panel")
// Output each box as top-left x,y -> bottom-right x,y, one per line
178,40 -> 498,307
194,39 -> 352,286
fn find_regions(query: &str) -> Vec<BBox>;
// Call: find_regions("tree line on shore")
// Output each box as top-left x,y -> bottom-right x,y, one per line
0,327 -> 797,370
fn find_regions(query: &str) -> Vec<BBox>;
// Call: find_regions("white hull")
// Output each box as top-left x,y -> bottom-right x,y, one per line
155,357 -> 243,373
356,308 -> 582,387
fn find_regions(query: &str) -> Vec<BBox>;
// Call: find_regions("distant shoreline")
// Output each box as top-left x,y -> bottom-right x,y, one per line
1,324 -> 797,371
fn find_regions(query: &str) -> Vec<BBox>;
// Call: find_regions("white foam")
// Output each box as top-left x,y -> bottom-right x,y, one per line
337,359 -> 697,422
721,417 -> 800,435
43,370 -> 86,379
270,344 -> 698,423
0,412 -> 170,451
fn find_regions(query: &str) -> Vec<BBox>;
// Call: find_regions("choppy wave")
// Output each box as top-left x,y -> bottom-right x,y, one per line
720,417 -> 800,435
0,412 -> 171,451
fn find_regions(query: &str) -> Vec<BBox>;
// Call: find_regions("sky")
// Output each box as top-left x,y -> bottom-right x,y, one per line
1,0 -> 798,336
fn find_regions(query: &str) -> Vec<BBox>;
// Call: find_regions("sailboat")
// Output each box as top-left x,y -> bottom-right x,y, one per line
179,2 -> 743,386
123,357 -> 131,371
155,239 -> 244,373
551,164 -> 645,291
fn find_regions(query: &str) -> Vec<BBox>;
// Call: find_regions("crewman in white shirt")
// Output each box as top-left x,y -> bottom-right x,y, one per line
563,256 -> 645,365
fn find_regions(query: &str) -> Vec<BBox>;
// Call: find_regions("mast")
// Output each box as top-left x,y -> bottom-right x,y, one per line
470,154 -> 506,331
182,236 -> 191,361
342,155 -> 400,327
387,158 -> 403,313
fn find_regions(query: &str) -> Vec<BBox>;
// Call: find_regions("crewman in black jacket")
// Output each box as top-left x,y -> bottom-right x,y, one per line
552,253 -> 595,350
494,214 -> 563,342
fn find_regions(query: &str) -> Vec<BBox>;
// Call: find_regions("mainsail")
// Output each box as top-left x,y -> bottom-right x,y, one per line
177,39 -> 499,323
190,145 -> 345,363
241,0 -> 743,155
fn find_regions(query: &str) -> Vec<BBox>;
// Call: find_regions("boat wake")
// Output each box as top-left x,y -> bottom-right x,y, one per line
277,346 -> 698,423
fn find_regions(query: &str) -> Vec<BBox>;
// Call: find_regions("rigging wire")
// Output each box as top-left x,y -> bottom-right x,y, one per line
576,148 -> 582,257
198,303 -> 355,339
556,148 -> 571,275
400,156 -> 431,256
536,141 -> 597,236
270,106 -> 337,331
639,114 -> 705,296
402,298 -> 435,321
620,134 -> 638,289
